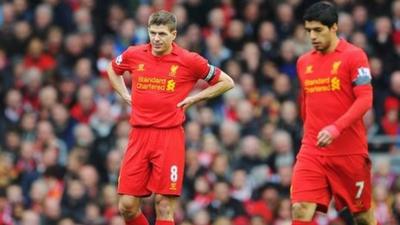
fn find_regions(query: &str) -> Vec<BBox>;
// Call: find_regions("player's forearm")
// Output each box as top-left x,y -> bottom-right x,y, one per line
193,72 -> 234,102
333,85 -> 372,132
107,64 -> 130,99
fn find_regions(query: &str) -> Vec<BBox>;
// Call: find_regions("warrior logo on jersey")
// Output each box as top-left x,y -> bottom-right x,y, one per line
331,61 -> 341,75
137,64 -> 145,71
305,65 -> 313,74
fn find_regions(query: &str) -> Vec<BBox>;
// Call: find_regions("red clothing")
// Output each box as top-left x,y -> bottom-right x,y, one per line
118,126 -> 185,196
24,54 -> 56,71
296,39 -> 373,156
70,104 -> 96,124
112,43 -> 221,128
292,154 -> 372,213
244,200 -> 273,223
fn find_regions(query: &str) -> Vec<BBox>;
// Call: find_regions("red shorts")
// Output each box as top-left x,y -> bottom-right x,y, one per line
291,153 -> 372,213
118,126 -> 185,196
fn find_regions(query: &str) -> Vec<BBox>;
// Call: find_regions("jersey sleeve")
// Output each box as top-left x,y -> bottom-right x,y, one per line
332,49 -> 373,132
349,49 -> 372,87
111,48 -> 132,75
188,52 -> 221,85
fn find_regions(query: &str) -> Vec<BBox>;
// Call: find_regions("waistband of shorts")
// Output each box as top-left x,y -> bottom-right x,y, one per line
132,125 -> 183,130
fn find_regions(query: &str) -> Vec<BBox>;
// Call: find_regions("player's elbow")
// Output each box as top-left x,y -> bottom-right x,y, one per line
222,73 -> 235,91
363,92 -> 373,110
107,63 -> 117,78
225,76 -> 235,90
106,63 -> 112,75
367,94 -> 373,109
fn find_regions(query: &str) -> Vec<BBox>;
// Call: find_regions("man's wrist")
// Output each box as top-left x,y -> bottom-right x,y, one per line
121,93 -> 130,99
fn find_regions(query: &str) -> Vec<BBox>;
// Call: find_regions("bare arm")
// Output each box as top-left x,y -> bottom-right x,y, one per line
107,63 -> 131,105
177,71 -> 234,110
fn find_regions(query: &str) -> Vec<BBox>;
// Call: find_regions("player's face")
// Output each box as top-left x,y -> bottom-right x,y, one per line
305,20 -> 338,53
148,24 -> 177,56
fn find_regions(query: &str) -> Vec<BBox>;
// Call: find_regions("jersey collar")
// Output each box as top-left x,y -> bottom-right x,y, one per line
311,38 -> 346,54
335,39 -> 346,52
144,42 -> 180,56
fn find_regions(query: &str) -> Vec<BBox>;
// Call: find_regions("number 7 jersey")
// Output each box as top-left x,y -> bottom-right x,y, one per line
296,39 -> 373,155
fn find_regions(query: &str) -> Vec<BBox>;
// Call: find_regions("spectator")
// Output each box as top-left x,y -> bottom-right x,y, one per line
204,33 -> 231,67
20,210 -> 40,225
50,103 -> 77,149
40,198 -> 62,225
78,165 -> 100,200
235,100 -> 259,136
274,3 -> 295,40
266,130 -> 294,173
11,21 -> 32,57
257,21 -> 279,60
113,18 -> 139,56
207,180 -> 248,223
233,135 -> 264,173
241,42 -> 261,76
23,38 -> 56,74
70,85 -> 96,123
101,184 -> 119,222
218,120 -> 240,153
33,4 -> 53,39
225,19 -> 246,52
60,178 -> 88,223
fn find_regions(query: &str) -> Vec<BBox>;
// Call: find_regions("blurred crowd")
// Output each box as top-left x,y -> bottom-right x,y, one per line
0,0 -> 399,225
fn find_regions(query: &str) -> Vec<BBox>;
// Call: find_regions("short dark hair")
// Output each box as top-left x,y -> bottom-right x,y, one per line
148,10 -> 177,31
303,1 -> 338,28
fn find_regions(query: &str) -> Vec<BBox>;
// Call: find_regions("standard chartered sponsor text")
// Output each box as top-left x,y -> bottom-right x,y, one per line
304,78 -> 330,86
304,77 -> 341,93
137,76 -> 174,91
138,76 -> 167,84
305,85 -> 331,93
137,83 -> 166,90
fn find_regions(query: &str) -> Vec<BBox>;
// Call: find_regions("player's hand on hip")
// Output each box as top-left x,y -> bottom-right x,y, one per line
317,125 -> 340,147
177,96 -> 196,111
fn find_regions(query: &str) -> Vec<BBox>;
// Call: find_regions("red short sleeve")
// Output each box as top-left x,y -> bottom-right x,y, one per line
111,49 -> 132,75
188,52 -> 221,85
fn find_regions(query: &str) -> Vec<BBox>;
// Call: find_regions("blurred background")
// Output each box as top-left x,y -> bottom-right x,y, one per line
0,0 -> 399,225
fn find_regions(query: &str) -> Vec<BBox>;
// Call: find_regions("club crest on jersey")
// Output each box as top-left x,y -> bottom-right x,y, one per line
331,61 -> 341,75
305,65 -> 313,74
169,65 -> 179,77
116,55 -> 123,65
137,64 -> 145,71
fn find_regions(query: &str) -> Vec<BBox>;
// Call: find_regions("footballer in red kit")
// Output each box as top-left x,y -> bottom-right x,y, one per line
112,43 -> 222,196
111,43 -> 221,128
290,2 -> 377,225
107,11 -> 234,225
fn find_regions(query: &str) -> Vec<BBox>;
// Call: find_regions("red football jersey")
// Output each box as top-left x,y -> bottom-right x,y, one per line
297,39 -> 373,155
112,43 -> 221,128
